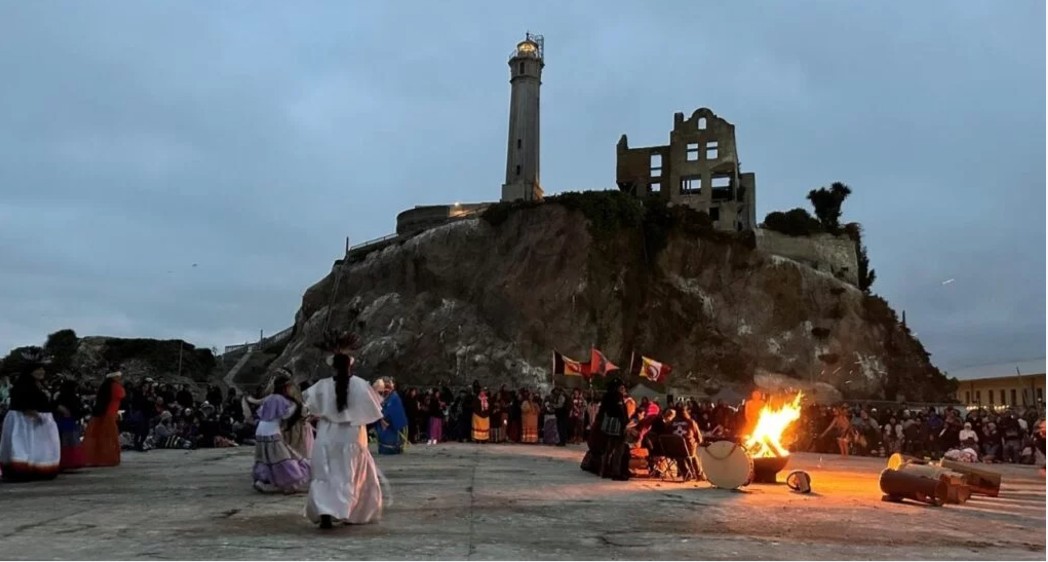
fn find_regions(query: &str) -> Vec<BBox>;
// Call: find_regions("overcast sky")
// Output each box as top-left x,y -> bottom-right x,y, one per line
1,2 -> 1044,374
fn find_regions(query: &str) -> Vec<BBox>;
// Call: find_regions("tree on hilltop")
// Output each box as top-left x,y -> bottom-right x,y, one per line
807,181 -> 852,232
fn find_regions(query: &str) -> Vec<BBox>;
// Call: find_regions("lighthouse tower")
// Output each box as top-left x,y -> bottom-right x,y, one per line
501,33 -> 545,203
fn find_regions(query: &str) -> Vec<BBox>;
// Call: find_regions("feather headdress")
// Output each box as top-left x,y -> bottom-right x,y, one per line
313,329 -> 361,354
19,346 -> 51,369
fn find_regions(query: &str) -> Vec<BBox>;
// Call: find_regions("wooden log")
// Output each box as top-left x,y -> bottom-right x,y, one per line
939,459 -> 1002,497
879,468 -> 947,507
896,463 -> 957,480
896,464 -> 970,504
887,453 -> 929,471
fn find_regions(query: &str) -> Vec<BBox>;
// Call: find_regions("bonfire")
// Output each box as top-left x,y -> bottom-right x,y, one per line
744,391 -> 804,458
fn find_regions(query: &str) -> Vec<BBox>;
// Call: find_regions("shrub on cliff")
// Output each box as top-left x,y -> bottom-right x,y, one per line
762,208 -> 823,236
547,190 -> 645,235
844,222 -> 877,292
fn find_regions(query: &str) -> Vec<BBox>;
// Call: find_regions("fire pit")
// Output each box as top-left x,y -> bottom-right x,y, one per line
751,455 -> 790,484
743,392 -> 804,485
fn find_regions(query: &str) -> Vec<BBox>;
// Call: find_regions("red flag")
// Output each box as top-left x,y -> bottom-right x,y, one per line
640,356 -> 672,383
589,348 -> 619,378
552,350 -> 585,377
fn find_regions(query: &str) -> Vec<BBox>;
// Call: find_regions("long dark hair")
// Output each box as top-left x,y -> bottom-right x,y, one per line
273,373 -> 303,430
93,378 -> 115,417
332,353 -> 352,412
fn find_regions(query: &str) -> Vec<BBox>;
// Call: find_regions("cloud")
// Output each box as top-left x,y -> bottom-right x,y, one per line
0,2 -> 1043,374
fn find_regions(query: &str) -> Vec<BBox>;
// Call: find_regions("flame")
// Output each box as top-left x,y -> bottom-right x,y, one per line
744,392 -> 804,458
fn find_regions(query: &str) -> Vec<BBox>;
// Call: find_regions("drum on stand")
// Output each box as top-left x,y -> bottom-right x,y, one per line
698,440 -> 753,490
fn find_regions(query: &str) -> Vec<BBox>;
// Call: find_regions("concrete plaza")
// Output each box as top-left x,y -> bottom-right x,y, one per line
0,443 -> 1044,560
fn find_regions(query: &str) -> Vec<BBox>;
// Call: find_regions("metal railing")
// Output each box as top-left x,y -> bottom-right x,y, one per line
222,325 -> 293,356
349,233 -> 399,253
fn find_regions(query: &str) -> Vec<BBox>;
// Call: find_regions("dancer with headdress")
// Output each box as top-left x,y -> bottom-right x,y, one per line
280,369 -> 315,459
374,378 -> 408,455
82,371 -> 126,467
251,372 -> 311,494
304,330 -> 387,529
0,351 -> 61,481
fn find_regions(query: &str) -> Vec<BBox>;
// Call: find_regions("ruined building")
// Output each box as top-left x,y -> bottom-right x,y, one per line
501,33 -> 545,203
616,108 -> 757,231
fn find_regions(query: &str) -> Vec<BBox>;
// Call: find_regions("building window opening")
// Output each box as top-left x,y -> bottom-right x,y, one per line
975,390 -> 981,403
1010,388 -> 1017,406
698,117 -> 707,130
706,141 -> 719,160
650,154 -> 662,178
965,391 -> 971,404
515,165 -> 521,177
680,176 -> 701,195
686,143 -> 699,162
988,391 -> 994,405
517,138 -> 522,149
999,389 -> 1005,404
650,182 -> 661,194
518,62 -> 524,74
709,206 -> 720,221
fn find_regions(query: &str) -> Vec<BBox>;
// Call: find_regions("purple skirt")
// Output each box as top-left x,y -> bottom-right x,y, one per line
428,417 -> 443,442
252,434 -> 310,493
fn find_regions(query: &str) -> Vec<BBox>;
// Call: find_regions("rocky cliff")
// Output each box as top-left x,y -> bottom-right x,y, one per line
274,192 -> 951,402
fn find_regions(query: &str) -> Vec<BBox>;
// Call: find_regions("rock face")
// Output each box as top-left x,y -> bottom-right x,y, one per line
69,336 -> 217,389
275,196 -> 950,401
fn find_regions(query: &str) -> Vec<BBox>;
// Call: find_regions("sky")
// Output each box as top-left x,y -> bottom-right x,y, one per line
0,2 -> 1044,375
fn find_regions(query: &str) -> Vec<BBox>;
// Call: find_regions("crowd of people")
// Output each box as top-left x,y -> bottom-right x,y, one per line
794,403 -> 1047,465
2,355 -> 1045,491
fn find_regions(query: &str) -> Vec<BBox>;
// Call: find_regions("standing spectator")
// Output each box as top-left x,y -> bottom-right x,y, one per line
403,387 -> 421,444
552,387 -> 569,447
206,385 -> 223,408
426,388 -> 445,445
1000,414 -> 1023,463
176,385 -> 194,409
569,388 -> 586,444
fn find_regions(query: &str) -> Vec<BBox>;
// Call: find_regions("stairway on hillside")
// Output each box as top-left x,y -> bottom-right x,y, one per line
223,349 -> 256,393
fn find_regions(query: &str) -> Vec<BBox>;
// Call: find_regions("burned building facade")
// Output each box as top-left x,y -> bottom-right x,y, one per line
616,108 -> 757,231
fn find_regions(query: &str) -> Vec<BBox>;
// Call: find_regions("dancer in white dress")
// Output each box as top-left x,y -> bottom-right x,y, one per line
303,352 -> 386,529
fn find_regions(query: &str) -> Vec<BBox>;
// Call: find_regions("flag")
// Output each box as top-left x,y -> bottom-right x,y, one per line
552,350 -> 585,377
639,356 -> 672,383
589,348 -> 619,378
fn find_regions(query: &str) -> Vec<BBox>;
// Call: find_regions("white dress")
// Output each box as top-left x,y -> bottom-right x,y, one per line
303,375 -> 385,524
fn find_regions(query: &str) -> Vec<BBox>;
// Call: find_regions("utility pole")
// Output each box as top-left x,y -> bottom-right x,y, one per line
177,341 -> 184,378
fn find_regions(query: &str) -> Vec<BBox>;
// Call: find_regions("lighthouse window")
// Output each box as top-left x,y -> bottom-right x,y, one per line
519,62 -> 524,74
517,138 -> 522,149
515,165 -> 521,177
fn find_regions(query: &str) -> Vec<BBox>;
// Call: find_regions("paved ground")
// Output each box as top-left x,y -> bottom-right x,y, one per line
0,443 -> 1044,560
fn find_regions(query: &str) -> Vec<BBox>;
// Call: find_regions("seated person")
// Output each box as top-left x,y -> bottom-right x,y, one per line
642,409 -> 677,451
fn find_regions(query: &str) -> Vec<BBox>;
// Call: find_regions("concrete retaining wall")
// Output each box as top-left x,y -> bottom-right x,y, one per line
755,228 -> 858,286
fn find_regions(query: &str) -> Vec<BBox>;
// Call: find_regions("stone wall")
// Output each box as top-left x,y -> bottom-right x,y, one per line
754,228 -> 858,286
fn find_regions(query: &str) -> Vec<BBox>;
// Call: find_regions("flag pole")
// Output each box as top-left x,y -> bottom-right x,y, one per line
551,350 -> 555,387
627,350 -> 635,387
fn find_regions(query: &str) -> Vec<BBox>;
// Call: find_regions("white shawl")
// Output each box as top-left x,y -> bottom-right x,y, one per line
304,376 -> 383,425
